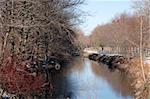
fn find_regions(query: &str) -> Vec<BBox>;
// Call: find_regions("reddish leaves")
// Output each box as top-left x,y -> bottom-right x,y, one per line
0,55 -> 48,95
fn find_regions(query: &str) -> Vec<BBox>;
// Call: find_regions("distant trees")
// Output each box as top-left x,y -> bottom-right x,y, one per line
76,29 -> 90,50
90,13 -> 139,47
89,0 -> 150,56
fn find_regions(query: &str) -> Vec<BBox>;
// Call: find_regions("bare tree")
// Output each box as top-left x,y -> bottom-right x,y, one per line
0,0 -> 83,63
0,0 -> 83,96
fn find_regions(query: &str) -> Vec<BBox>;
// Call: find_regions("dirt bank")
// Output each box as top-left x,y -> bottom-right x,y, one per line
126,58 -> 150,99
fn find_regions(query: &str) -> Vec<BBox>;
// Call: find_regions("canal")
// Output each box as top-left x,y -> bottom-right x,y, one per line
51,58 -> 133,99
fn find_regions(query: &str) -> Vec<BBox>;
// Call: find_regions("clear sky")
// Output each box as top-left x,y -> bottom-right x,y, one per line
79,0 -> 134,35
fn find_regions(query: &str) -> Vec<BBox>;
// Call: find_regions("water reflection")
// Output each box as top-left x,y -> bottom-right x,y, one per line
91,60 -> 133,98
51,58 -> 133,99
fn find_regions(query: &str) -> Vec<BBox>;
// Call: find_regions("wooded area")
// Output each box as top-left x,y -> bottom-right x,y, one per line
0,0 -> 83,63
80,0 -> 150,57
0,0 -> 83,96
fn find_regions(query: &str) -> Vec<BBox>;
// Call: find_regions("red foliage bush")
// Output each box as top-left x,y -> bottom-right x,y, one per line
0,55 -> 50,95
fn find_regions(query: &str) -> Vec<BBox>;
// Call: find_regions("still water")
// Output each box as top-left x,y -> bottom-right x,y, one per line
51,58 -> 133,99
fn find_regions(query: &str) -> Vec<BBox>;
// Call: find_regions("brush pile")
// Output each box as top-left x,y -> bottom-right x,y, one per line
88,53 -> 129,71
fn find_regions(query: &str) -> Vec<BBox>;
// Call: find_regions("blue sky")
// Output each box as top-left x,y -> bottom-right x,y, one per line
79,0 -> 134,35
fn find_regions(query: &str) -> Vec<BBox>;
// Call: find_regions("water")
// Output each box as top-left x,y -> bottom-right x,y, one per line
51,58 -> 133,99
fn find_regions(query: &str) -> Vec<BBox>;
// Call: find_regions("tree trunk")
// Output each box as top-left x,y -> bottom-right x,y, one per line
140,16 -> 146,82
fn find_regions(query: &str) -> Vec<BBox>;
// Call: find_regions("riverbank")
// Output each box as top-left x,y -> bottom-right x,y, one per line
0,58 -> 134,99
87,53 -> 150,99
126,58 -> 150,99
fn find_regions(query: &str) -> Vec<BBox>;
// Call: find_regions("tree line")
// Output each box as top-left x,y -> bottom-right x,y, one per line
84,0 -> 150,57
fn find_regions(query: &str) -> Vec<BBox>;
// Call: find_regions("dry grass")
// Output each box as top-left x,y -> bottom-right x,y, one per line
126,58 -> 150,99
